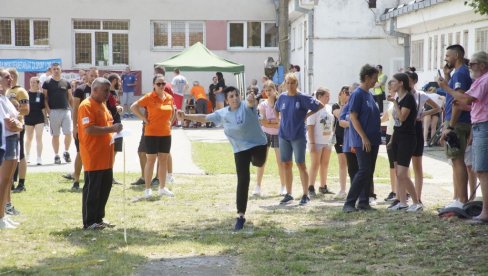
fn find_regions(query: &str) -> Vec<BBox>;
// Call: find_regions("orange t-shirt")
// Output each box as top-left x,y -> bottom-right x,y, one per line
191,85 -> 207,100
137,91 -> 174,136
77,98 -> 114,171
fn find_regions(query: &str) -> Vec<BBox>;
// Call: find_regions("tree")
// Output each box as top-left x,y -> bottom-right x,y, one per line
278,0 -> 290,74
465,0 -> 488,15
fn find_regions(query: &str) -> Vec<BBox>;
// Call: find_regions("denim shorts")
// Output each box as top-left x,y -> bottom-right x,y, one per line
279,136 -> 307,163
471,121 -> 488,172
4,134 -> 19,161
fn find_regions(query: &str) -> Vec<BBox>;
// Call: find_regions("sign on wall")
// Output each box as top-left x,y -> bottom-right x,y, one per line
0,59 -> 62,72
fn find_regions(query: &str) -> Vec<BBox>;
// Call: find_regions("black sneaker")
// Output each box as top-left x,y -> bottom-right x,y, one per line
308,186 -> 316,197
63,152 -> 71,163
62,173 -> 74,180
319,186 -> 334,194
299,195 -> 310,206
343,205 -> 358,213
13,185 -> 26,193
234,216 -> 246,231
54,155 -> 61,165
100,221 -> 116,228
388,199 -> 400,208
151,178 -> 159,186
384,192 -> 396,201
84,223 -> 105,230
279,194 -> 294,205
357,204 -> 377,211
131,178 -> 145,185
71,181 -> 80,190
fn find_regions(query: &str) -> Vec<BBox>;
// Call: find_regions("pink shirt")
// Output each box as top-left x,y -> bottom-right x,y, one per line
466,72 -> 488,124
258,100 -> 279,135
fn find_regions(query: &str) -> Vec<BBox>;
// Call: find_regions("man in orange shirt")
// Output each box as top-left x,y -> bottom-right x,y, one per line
78,78 -> 123,230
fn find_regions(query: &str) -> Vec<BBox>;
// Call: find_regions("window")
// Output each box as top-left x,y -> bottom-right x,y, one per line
455,32 -> 461,44
428,37 -> 432,70
298,23 -> 303,49
433,35 -> 438,69
73,20 -> 129,66
411,39 -> 424,71
476,27 -> 488,52
463,30 -> 469,53
151,21 -> 204,49
0,18 -> 49,47
440,34 -> 445,69
291,27 -> 296,51
228,21 -> 278,49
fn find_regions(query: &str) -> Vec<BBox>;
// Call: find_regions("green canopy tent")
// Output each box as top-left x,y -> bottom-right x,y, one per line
154,42 -> 245,94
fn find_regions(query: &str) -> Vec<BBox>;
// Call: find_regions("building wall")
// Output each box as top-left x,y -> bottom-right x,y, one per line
1,0 -> 278,93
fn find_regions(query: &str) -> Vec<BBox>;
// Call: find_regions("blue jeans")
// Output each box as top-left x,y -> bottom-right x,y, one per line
345,145 -> 379,207
279,137 -> 307,163
472,121 -> 488,172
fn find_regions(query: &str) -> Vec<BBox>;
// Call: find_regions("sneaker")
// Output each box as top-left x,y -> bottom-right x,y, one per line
151,178 -> 159,186
384,192 -> 396,201
158,187 -> 174,197
143,189 -> 153,199
85,223 -> 105,230
166,175 -> 175,184
234,216 -> 246,231
357,204 -> 377,211
388,199 -> 400,208
407,203 -> 424,212
445,200 -> 464,209
299,195 -> 310,206
308,186 -> 316,197
71,181 -> 80,190
13,185 -> 25,193
319,186 -> 334,194
100,221 -> 116,228
252,185 -> 262,196
36,157 -> 42,166
112,178 -> 122,185
4,216 -> 20,226
342,205 -> 358,213
279,194 -> 294,205
369,197 -> 377,206
333,191 -> 347,200
131,177 -> 145,186
279,186 -> 287,196
0,217 -> 16,229
63,152 -> 71,163
5,204 -> 20,216
388,202 -> 408,211
54,155 -> 61,165
62,173 -> 74,180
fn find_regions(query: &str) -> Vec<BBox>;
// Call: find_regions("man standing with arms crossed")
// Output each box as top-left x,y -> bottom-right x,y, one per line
78,77 -> 122,230
43,63 -> 74,164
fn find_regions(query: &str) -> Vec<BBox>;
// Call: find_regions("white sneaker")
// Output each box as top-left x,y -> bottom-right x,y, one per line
158,187 -> 175,197
36,157 -> 42,165
166,175 -> 175,184
143,189 -> 152,199
334,191 -> 347,200
445,200 -> 464,209
5,216 -> 19,226
369,197 -> 377,206
279,186 -> 287,196
0,217 -> 16,229
407,203 -> 424,212
388,202 -> 408,211
252,185 -> 262,196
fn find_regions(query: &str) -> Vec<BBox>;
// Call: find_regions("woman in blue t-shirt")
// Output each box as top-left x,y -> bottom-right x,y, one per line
177,86 -> 267,231
275,73 -> 323,206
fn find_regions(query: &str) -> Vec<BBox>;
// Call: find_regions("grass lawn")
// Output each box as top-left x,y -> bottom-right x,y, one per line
1,142 -> 487,275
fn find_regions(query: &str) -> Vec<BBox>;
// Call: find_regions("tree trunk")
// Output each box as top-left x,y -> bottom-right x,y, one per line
279,0 -> 289,74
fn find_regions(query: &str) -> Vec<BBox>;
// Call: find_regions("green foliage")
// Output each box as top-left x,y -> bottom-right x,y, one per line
465,0 -> 488,15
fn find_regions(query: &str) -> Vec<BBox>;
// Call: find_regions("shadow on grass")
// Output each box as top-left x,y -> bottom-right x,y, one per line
57,188 -> 82,193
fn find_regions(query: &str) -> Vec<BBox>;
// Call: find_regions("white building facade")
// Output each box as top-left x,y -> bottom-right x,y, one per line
0,0 -> 279,93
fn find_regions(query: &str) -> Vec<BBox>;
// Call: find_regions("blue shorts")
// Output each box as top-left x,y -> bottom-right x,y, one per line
279,136 -> 307,163
472,121 -> 488,172
4,134 -> 19,161
215,93 -> 225,103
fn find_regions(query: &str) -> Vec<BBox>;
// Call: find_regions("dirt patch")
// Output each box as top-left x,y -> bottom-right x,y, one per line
136,255 -> 238,276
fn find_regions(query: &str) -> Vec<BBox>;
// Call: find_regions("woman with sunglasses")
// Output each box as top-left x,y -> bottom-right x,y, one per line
131,74 -> 176,199
24,77 -> 47,166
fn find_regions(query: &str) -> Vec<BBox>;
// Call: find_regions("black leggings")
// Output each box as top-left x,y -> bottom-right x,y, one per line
234,145 -> 267,214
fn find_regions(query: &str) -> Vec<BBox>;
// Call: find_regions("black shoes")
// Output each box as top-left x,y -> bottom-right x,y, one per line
319,186 -> 334,194
63,152 -> 71,163
54,155 -> 61,165
384,192 -> 396,201
131,177 -> 145,185
234,216 -> 246,231
13,185 -> 26,193
308,186 -> 316,197
71,181 -> 80,190
343,205 -> 358,213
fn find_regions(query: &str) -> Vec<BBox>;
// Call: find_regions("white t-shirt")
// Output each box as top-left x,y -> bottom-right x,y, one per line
412,90 -> 430,120
386,102 -> 395,136
306,104 -> 334,145
426,93 -> 444,109
0,95 -> 20,149
171,75 -> 188,96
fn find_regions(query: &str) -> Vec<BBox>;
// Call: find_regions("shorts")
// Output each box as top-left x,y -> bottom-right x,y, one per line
385,134 -> 394,169
121,92 -> 135,106
19,128 -> 25,160
334,135 -> 344,154
173,93 -> 183,110
114,137 -> 123,152
391,132 -> 416,167
25,117 -> 45,126
137,125 -> 146,153
195,99 -> 208,114
412,121 -> 424,156
279,136 -> 306,163
4,134 -> 19,161
445,121 -> 471,160
471,121 -> 488,172
265,133 -> 279,148
49,109 -> 72,136
310,143 -> 331,151
75,134 -> 80,152
215,93 -> 225,104
145,136 -> 171,154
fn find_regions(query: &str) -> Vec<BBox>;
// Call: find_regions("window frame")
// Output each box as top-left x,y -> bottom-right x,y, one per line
411,39 -> 424,71
0,18 -> 50,49
72,19 -> 130,67
150,20 -> 205,51
227,21 -> 278,50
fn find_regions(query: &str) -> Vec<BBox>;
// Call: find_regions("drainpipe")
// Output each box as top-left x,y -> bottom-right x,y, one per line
307,11 -> 314,95
389,17 -> 410,68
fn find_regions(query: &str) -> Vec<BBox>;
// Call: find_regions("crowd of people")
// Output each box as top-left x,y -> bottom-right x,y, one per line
1,43 -> 487,231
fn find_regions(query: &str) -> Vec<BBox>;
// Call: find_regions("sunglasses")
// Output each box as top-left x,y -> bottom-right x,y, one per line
155,82 -> 166,87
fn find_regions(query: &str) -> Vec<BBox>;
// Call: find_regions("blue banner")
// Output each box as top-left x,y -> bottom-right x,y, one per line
0,58 -> 62,72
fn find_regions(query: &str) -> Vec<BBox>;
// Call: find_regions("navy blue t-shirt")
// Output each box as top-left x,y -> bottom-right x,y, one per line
445,65 -> 472,123
275,92 -> 322,140
348,87 -> 381,147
